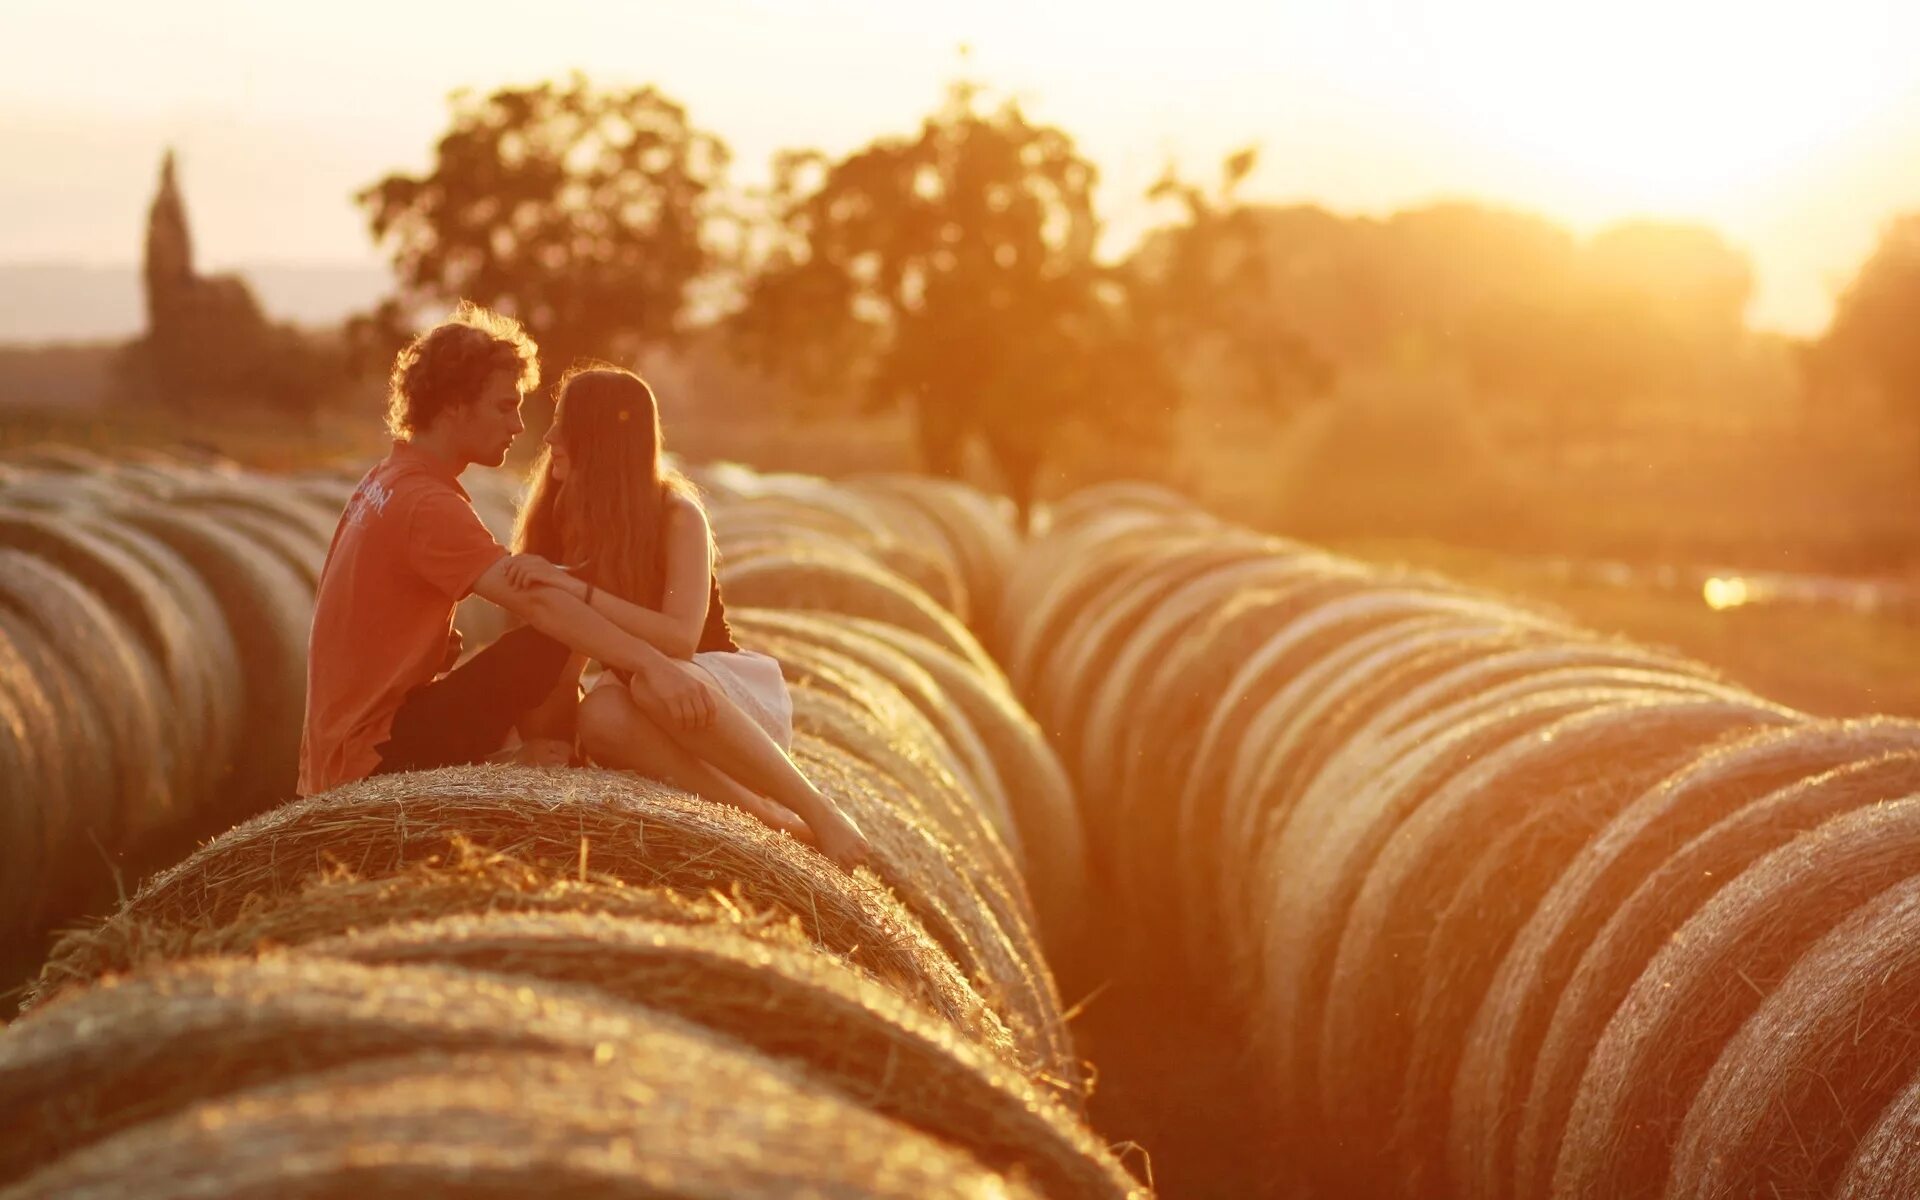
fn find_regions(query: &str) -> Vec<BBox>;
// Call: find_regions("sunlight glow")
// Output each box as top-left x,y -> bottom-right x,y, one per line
1703,577 -> 1752,611
1346,0 -> 1909,213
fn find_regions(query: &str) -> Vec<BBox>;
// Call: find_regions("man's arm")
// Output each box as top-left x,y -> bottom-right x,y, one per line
502,556 -> 696,660
471,557 -> 660,676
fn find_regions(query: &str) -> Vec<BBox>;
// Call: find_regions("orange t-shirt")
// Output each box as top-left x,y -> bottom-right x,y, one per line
297,441 -> 507,795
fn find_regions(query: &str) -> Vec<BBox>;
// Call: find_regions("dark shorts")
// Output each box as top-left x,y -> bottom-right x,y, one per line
372,625 -> 572,775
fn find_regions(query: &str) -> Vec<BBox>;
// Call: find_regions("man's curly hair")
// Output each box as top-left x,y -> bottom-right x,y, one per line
385,301 -> 541,439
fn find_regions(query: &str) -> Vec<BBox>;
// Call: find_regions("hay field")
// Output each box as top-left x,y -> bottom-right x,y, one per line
4,433 -> 1919,1198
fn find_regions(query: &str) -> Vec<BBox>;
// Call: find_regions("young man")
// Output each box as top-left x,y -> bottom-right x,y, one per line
297,302 -> 714,797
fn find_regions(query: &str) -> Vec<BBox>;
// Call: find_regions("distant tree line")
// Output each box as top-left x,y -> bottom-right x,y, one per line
234,69 -> 1917,518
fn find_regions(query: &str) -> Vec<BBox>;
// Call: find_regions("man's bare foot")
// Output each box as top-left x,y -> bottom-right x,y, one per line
809,805 -> 872,872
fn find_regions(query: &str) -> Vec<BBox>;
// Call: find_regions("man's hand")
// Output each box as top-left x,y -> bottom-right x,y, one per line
502,553 -> 585,596
629,660 -> 716,732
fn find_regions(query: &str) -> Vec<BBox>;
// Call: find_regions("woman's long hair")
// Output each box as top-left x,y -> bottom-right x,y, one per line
512,365 -> 703,608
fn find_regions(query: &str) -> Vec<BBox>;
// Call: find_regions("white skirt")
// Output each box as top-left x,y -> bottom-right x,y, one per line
591,648 -> 794,753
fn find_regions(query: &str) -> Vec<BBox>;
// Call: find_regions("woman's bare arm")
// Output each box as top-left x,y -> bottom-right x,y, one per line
505,499 -> 713,660
470,556 -> 715,729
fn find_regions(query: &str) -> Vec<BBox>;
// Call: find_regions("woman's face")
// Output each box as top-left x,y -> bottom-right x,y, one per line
542,418 -> 572,482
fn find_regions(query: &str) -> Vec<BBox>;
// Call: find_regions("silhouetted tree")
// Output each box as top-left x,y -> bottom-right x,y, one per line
1582,220 -> 1753,343
357,74 -> 728,409
1130,147 -> 1333,411
726,79 -> 1156,523
1807,213 -> 1920,412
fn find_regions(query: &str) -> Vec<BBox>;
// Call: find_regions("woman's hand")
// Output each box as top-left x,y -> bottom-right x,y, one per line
629,660 -> 716,732
502,553 -> 584,596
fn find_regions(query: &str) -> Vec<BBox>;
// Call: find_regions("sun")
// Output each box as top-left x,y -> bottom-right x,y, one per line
1386,0 -> 1908,213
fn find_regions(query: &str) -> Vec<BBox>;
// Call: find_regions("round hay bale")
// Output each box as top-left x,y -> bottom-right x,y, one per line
789,726 -> 1078,1092
1214,616 -> 1559,983
718,549 -> 996,680
37,766 -> 1015,1066
285,473 -> 358,513
864,541 -> 968,620
1035,537 -> 1279,777
715,519 -> 970,620
1035,481 -> 1200,535
679,456 -> 758,500
98,457 -> 207,496
774,669 -> 1057,1026
1515,750 -> 1920,1200
3,1048 -> 1053,1200
1176,586 -> 1562,945
0,608 -> 116,908
103,503 -> 311,815
0,615 -> 70,932
0,548 -> 173,842
71,516 -> 245,810
24,836 -> 805,1010
1839,1066 -> 1920,1198
1256,645 -> 1734,1020
190,502 -> 330,587
763,635 -> 1023,874
995,506 -> 1214,668
1000,520 -> 1244,696
1668,872 -> 1920,1199
1,956 -> 671,1180
451,591 -> 514,649
1316,696 -> 1782,1192
1554,795 -> 1920,1200
176,478 -> 339,555
711,490 -> 891,544
1100,566 -> 1367,901
716,483 -> 973,615
1454,717 -> 1920,1200
732,609 -> 1015,850
0,507 -> 226,807
0,443 -> 112,473
1076,554 -> 1341,811
306,912 -> 1134,1196
1379,698 -> 1790,1196
801,488 -> 973,612
846,473 -> 1020,640
0,470 -> 125,510
0,959 -> 1048,1199
1256,671 -> 1746,1162
842,615 -> 1088,956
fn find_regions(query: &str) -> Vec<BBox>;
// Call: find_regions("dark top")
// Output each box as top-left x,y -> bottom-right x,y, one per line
697,571 -> 739,654
607,504 -> 737,678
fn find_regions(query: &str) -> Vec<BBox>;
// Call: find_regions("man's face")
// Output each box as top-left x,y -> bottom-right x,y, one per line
457,368 -> 525,468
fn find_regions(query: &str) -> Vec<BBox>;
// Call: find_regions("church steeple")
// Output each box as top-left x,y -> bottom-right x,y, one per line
144,148 -> 193,297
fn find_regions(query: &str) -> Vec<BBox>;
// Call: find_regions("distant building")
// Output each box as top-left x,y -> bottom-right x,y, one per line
127,151 -> 324,418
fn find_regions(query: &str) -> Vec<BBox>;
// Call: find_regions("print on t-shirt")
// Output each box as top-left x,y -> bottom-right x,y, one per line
343,478 -> 395,529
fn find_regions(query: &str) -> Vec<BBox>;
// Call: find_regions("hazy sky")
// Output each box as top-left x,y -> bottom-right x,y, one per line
4,0 -> 1917,333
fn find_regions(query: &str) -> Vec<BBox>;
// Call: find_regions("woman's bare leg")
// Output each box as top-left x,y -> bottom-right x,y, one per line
634,660 -> 871,868
576,685 -> 814,845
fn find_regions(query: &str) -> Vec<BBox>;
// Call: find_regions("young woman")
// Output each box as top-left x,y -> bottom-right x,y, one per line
507,365 -> 872,870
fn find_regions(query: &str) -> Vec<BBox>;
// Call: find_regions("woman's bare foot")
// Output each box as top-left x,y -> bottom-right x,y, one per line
808,803 -> 872,872
734,794 -> 816,846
